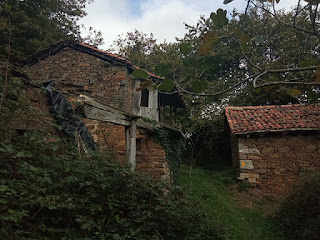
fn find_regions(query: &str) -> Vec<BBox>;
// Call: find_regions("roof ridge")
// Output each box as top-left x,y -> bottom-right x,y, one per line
67,40 -> 163,79
225,103 -> 319,110
22,40 -> 163,80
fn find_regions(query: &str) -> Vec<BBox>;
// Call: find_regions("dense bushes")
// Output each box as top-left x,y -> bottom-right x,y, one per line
276,174 -> 320,240
0,131 -> 220,239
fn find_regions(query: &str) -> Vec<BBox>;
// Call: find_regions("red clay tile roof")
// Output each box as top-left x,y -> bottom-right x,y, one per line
225,104 -> 320,135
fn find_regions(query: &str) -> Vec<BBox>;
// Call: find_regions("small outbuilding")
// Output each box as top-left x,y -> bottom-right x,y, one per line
225,104 -> 320,195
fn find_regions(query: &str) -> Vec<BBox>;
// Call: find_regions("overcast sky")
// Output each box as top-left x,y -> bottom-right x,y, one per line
79,0 -> 297,50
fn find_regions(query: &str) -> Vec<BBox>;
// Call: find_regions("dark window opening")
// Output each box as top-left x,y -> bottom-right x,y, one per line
140,89 -> 149,107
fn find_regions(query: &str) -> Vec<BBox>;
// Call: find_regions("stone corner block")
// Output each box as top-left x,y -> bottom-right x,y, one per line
239,160 -> 254,170
238,173 -> 259,183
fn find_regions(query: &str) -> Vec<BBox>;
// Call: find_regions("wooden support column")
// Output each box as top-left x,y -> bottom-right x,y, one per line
125,120 -> 137,171
174,106 -> 177,123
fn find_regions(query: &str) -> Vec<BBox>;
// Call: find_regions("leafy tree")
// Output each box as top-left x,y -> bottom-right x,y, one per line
0,0 -> 103,62
201,0 -> 320,97
133,0 -> 320,106
110,29 -> 157,69
0,0 -> 103,111
109,29 -> 180,73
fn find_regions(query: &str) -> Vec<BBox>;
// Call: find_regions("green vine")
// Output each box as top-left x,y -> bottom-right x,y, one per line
154,127 -> 186,183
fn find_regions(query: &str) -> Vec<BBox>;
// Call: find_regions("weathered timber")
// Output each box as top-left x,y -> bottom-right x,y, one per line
126,121 -> 137,171
81,94 -> 133,125
83,104 -> 131,126
80,94 -> 157,131
132,79 -> 141,115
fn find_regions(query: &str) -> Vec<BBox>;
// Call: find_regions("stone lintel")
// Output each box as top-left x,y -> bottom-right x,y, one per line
239,148 -> 261,154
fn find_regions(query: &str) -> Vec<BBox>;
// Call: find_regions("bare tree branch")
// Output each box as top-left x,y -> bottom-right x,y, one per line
229,34 -> 262,72
253,66 -> 318,88
293,0 -> 302,27
245,0 -> 251,14
255,81 -> 320,88
173,73 -> 260,97
159,65 -> 318,97
311,4 -> 319,34
268,66 -> 317,73
251,1 -> 320,40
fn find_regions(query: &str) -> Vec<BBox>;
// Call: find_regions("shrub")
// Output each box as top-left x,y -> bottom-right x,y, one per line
276,174 -> 320,240
0,131 -> 220,239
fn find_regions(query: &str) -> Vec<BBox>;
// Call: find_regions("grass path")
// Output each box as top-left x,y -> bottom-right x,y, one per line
178,164 -> 283,240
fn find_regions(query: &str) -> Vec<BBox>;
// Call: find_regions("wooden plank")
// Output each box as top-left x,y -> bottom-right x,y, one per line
80,94 -> 131,116
80,94 -> 138,126
125,121 -> 137,171
125,126 -> 131,167
83,102 -> 158,131
132,80 -> 141,115
83,104 -> 131,126
130,121 -> 137,171
149,90 -> 159,121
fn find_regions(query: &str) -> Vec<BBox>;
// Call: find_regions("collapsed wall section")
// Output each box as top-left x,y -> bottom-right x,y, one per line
12,84 -> 170,181
83,119 -> 127,164
81,119 -> 170,181
24,47 -> 133,112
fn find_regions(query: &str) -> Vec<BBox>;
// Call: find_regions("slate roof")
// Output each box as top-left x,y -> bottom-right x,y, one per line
225,104 -> 320,135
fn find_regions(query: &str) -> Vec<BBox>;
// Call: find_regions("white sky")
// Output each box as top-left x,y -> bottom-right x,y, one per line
79,0 -> 297,50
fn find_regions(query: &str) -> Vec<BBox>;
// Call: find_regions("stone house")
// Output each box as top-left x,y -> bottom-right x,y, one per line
225,104 -> 320,195
21,40 -> 184,181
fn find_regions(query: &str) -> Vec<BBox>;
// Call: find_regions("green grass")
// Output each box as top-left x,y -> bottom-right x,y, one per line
178,164 -> 283,240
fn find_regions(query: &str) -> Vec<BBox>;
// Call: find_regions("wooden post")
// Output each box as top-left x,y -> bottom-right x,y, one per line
132,80 -> 141,115
125,120 -> 137,171
174,106 -> 177,123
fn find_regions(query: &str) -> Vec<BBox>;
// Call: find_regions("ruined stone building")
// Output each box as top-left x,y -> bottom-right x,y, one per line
21,40 -> 184,181
225,104 -> 320,195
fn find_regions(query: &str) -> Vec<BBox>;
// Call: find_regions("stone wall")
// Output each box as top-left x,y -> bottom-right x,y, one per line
82,119 -> 169,181
136,129 -> 170,181
83,119 -> 127,163
25,47 -> 133,112
233,133 -> 320,195
10,87 -> 55,133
